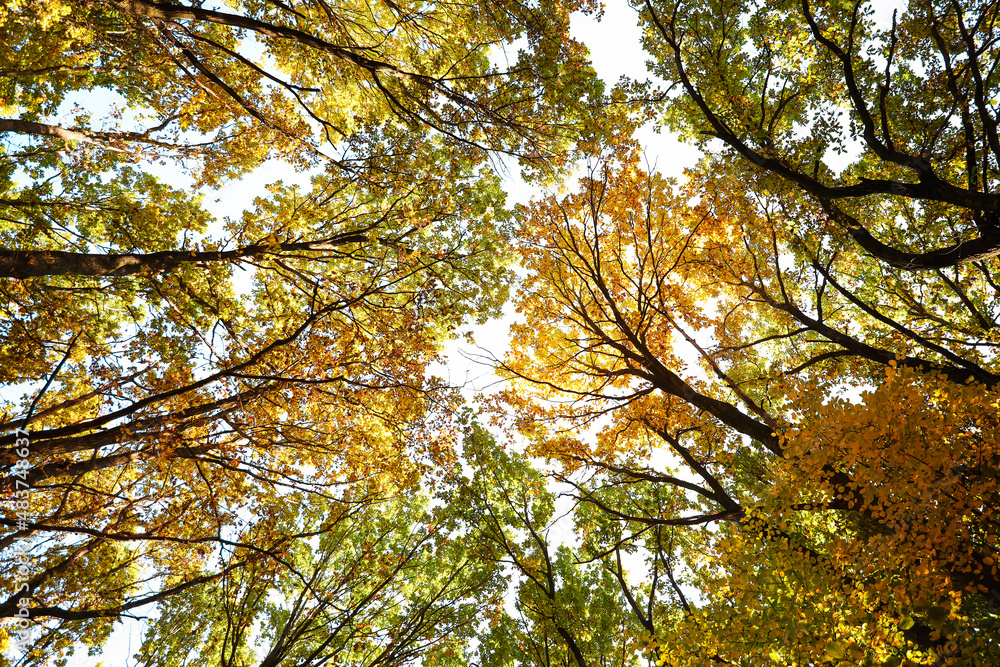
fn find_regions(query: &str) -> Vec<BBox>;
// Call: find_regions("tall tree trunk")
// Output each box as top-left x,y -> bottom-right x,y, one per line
0,235 -> 368,278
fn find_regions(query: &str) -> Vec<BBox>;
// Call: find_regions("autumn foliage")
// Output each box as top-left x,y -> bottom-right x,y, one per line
2,0 -> 1000,666
502,154 -> 999,665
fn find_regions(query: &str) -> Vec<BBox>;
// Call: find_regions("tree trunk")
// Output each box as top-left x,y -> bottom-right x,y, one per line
0,236 -> 368,278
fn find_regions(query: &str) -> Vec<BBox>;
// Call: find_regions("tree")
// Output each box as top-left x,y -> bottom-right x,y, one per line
130,491 -> 500,667
639,0 -> 1000,269
452,419 -> 641,667
487,0 -> 1000,660
501,151 -> 1000,665
2,0 -> 605,177
0,0 -> 607,660
0,134 -> 512,661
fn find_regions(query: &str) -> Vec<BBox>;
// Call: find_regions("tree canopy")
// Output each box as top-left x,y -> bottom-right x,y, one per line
2,0 -> 999,666
503,149 -> 999,665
